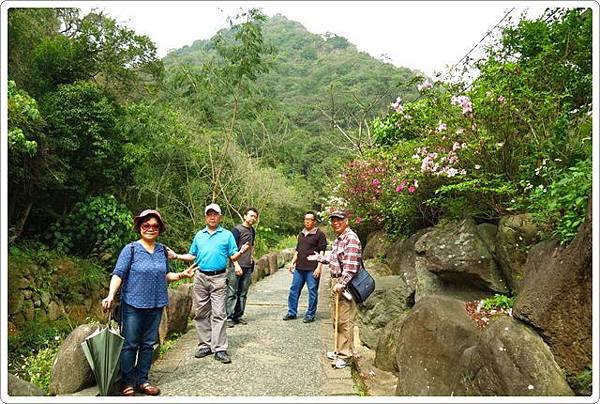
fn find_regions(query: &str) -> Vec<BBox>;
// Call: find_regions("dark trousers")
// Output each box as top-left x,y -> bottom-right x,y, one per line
120,302 -> 162,387
225,266 -> 253,321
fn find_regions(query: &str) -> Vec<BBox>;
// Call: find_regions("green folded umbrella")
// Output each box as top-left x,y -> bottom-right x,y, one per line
81,323 -> 124,396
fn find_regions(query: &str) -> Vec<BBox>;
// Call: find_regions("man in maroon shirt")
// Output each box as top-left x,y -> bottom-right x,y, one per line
283,211 -> 328,323
308,210 -> 361,369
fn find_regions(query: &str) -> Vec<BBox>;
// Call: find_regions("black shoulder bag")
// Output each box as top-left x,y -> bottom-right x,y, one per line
336,256 -> 375,304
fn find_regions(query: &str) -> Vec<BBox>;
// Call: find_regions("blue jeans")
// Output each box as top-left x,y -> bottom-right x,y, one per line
226,266 -> 253,321
120,302 -> 163,387
287,268 -> 320,319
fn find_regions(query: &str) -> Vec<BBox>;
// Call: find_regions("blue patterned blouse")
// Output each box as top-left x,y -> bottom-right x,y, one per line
112,241 -> 169,309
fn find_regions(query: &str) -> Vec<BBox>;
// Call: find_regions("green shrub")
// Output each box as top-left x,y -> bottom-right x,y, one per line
570,365 -> 592,395
23,345 -> 58,394
482,294 -> 515,310
327,9 -> 592,240
529,159 -> 592,244
158,331 -> 183,357
8,319 -> 71,393
274,234 -> 298,251
50,194 -> 135,259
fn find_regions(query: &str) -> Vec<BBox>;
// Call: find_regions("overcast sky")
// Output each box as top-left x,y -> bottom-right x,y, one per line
76,1 -> 579,77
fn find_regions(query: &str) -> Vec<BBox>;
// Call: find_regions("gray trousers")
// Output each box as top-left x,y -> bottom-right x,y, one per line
193,271 -> 228,352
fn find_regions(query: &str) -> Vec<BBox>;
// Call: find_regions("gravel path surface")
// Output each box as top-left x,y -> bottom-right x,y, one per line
147,268 -> 357,397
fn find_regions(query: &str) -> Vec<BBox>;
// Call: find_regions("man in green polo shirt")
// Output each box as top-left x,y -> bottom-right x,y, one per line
172,203 -> 249,364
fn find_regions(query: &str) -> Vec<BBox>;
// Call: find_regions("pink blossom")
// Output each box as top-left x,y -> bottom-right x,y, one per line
451,95 -> 473,114
498,95 -> 506,104
408,186 -> 416,193
396,185 -> 404,192
391,97 -> 403,113
371,179 -> 381,187
446,168 -> 458,177
417,81 -> 433,91
421,157 -> 433,172
355,217 -> 364,224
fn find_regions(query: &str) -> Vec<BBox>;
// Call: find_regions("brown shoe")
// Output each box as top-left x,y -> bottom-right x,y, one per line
121,385 -> 135,396
137,383 -> 160,396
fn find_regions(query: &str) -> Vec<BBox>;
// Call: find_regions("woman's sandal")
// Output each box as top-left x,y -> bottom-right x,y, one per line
137,383 -> 161,396
121,386 -> 135,396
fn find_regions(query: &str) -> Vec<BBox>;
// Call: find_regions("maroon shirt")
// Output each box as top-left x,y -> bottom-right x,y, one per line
295,227 -> 328,271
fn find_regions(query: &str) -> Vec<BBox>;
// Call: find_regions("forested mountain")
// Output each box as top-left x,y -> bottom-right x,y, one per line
162,14 -> 421,186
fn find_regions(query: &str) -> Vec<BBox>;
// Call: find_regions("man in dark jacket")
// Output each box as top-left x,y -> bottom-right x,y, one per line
226,207 -> 258,327
283,211 -> 328,323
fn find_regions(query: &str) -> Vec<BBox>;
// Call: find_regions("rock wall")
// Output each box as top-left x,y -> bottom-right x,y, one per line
8,259 -> 107,335
358,200 -> 592,396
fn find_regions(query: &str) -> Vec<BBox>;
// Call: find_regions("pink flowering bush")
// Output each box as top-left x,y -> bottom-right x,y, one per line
336,9 -> 592,241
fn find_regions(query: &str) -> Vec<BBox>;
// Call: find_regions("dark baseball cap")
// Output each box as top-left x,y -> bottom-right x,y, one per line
329,211 -> 347,220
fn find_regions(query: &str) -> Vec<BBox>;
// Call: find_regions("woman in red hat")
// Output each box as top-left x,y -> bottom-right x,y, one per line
101,209 -> 196,396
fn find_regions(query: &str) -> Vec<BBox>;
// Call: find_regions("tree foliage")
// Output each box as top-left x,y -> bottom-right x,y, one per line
330,8 -> 592,243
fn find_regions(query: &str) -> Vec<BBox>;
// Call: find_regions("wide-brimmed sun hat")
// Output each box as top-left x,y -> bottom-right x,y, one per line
134,209 -> 166,232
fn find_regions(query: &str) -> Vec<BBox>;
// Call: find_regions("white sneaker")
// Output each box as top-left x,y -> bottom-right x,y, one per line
334,358 -> 348,369
326,351 -> 337,360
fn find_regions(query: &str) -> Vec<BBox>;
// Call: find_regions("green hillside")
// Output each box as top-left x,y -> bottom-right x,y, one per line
162,14 -> 421,185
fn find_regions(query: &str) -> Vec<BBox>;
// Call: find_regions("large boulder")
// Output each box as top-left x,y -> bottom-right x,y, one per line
356,275 -> 413,348
50,324 -> 97,395
414,218 -> 508,293
159,284 -> 193,343
457,316 -> 573,396
495,214 -> 539,293
255,255 -> 269,278
476,223 -> 498,254
414,255 -> 494,303
277,248 -> 294,268
8,373 -> 45,396
374,313 -> 409,372
513,198 -> 592,394
385,228 -> 431,288
166,284 -> 193,333
363,259 -> 393,277
268,253 -> 278,275
395,296 -> 479,396
363,230 -> 392,259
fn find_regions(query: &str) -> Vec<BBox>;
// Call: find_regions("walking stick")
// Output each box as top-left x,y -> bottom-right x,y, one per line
333,290 -> 339,366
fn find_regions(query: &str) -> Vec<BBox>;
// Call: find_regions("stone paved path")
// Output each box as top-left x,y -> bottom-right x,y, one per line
76,267 -> 357,397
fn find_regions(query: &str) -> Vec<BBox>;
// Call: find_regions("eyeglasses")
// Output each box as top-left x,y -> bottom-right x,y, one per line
141,223 -> 160,232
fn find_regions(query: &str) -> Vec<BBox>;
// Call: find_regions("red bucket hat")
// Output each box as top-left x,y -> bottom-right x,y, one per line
134,209 -> 166,233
